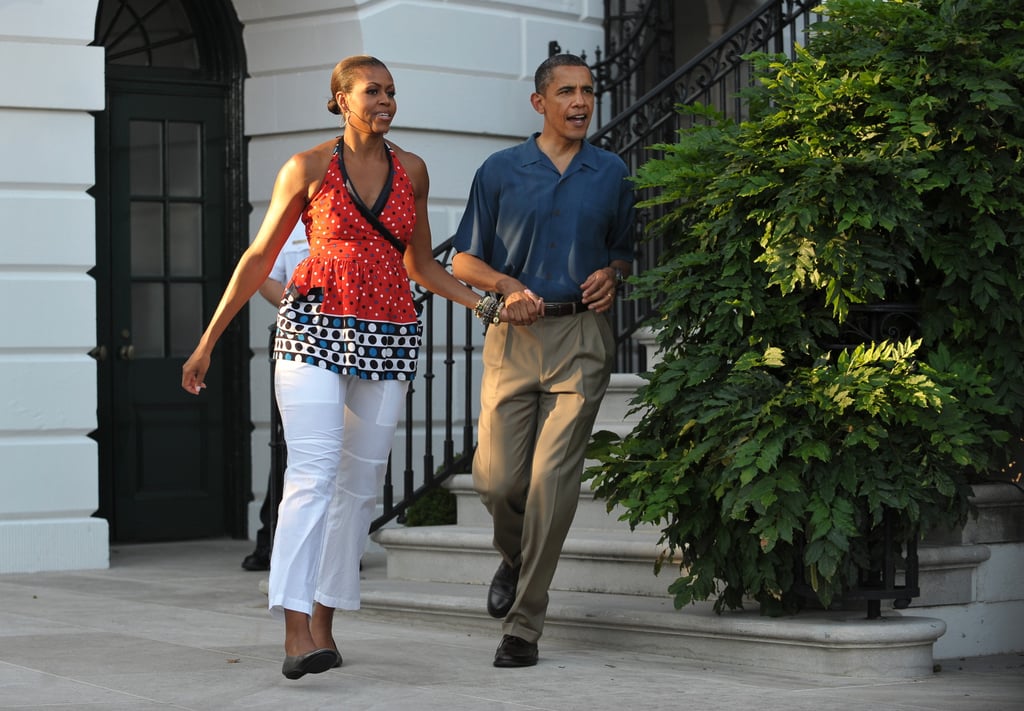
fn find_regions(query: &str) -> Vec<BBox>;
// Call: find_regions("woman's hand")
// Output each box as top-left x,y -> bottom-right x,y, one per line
181,350 -> 210,395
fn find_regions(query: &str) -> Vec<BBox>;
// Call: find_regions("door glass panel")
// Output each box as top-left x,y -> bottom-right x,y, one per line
169,203 -> 202,275
168,122 -> 201,197
132,283 -> 165,357
129,121 -> 163,195
148,0 -> 200,69
130,202 -> 165,275
169,283 -> 203,357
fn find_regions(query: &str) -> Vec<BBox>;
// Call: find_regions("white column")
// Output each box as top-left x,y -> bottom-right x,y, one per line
0,0 -> 108,573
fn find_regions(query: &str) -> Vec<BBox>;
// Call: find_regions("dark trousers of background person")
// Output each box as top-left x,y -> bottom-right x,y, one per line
242,326 -> 286,571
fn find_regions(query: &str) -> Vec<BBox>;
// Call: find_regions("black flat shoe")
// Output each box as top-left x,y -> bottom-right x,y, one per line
241,550 -> 270,571
281,648 -> 339,680
486,561 -> 520,618
493,634 -> 538,668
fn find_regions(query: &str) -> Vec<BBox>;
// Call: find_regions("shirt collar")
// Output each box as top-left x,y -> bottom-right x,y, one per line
523,132 -> 597,171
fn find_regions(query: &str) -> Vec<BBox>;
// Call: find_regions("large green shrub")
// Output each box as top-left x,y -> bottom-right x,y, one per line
586,0 -> 1021,614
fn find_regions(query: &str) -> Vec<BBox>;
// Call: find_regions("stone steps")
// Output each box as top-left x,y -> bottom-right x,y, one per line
366,368 -> 1021,673
451,474 -> 633,532
356,568 -> 946,679
374,523 -> 675,597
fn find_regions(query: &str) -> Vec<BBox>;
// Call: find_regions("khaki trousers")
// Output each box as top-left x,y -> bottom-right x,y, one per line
473,310 -> 615,642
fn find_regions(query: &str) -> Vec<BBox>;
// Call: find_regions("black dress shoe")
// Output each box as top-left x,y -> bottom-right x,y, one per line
241,549 -> 270,571
281,648 -> 339,680
487,561 -> 520,618
493,634 -> 538,667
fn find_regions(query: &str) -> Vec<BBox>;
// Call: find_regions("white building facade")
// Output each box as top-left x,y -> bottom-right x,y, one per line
0,0 -> 604,574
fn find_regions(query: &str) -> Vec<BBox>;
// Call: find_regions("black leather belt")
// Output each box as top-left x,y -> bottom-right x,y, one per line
544,300 -> 588,317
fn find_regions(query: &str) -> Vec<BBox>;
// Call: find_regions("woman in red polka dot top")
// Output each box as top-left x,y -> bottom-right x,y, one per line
181,55 -> 504,681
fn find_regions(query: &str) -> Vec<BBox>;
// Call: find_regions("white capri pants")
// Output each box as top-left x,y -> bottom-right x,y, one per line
267,359 -> 408,617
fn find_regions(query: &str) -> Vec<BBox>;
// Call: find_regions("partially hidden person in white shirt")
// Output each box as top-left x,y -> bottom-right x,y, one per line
240,221 -> 310,573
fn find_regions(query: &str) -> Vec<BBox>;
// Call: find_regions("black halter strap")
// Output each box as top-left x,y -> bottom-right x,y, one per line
334,139 -> 406,254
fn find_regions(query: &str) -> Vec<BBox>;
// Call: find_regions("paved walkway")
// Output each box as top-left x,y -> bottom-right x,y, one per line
0,539 -> 1021,710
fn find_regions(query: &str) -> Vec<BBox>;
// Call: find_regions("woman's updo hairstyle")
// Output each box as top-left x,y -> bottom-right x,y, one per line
327,55 -> 389,115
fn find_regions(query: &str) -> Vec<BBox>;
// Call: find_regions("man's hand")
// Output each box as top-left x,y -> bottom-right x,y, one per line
580,267 -> 619,313
503,288 -> 544,326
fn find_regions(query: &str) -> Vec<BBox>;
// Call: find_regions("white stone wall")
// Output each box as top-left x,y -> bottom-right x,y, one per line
0,0 -> 108,573
235,0 -> 603,538
0,0 -> 602,568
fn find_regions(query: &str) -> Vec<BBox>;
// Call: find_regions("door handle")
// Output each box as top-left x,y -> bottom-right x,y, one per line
88,345 -> 108,361
118,345 -> 136,361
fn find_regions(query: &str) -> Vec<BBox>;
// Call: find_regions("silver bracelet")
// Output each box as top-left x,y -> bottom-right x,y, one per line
473,295 -> 501,324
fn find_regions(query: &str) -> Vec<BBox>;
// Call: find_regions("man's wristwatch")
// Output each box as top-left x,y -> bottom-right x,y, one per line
611,267 -> 625,286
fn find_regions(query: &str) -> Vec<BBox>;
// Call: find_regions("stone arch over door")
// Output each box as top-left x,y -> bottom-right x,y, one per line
91,0 -> 249,541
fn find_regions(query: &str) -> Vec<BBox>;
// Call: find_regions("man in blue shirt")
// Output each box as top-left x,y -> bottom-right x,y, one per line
453,53 -> 635,668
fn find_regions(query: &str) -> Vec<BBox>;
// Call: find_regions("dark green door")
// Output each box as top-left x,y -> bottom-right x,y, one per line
93,0 -> 249,542
102,91 -> 228,540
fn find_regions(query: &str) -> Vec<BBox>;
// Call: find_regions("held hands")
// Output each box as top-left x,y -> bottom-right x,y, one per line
503,288 -> 544,326
499,265 -> 618,326
580,267 -> 619,314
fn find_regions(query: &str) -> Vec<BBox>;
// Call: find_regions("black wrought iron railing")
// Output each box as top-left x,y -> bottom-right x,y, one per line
583,0 -> 676,126
359,0 -> 829,533
588,0 -> 826,371
792,508 -> 920,619
257,0 -> 832,536
372,239 -> 479,531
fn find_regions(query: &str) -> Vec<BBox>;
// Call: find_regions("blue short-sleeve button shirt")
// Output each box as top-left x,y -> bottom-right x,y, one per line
453,134 -> 635,302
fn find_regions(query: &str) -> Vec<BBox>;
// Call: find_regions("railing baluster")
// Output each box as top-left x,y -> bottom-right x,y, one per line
462,309 -> 477,460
